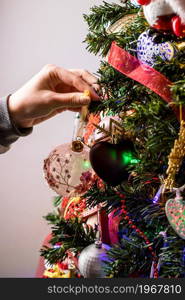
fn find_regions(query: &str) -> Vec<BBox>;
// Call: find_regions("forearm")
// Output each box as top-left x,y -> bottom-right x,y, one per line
0,95 -> 32,153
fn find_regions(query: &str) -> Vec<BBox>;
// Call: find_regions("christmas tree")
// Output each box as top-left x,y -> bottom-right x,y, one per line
40,0 -> 185,278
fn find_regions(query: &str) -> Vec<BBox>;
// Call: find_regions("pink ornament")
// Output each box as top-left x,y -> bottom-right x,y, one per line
43,143 -> 92,197
165,196 -> 185,240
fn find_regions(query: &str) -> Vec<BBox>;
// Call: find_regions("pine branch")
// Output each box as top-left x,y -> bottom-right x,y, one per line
83,2 -> 144,56
83,1 -> 138,33
40,213 -> 96,264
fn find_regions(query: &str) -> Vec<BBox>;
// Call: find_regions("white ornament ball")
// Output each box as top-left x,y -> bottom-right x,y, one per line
43,143 -> 92,196
78,242 -> 110,278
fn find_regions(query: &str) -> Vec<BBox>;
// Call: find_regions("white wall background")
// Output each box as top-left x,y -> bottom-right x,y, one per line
0,0 -> 112,277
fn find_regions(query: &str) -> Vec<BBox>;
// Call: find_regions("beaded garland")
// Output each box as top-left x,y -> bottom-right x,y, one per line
116,191 -> 159,278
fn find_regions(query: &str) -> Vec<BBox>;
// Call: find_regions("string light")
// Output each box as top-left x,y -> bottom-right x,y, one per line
152,185 -> 164,204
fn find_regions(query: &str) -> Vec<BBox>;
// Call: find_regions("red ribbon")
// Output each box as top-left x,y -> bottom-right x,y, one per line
108,209 -> 123,245
108,42 -> 182,120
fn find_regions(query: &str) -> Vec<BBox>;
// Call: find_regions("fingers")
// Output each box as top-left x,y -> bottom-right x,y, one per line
52,91 -> 91,108
45,65 -> 100,101
66,69 -> 99,100
69,69 -> 100,92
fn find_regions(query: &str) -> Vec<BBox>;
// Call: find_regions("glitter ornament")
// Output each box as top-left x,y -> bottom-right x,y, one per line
137,30 -> 176,66
164,120 -> 185,190
165,186 -> 185,240
78,241 -> 110,278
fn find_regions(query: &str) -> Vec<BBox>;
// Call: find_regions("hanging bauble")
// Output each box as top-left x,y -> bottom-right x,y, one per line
78,241 -> 110,278
94,115 -> 123,143
89,140 -> 139,186
165,193 -> 185,240
137,30 -> 176,66
43,143 -> 92,196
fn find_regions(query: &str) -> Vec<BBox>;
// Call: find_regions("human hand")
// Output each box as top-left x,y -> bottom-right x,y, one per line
8,64 -> 100,128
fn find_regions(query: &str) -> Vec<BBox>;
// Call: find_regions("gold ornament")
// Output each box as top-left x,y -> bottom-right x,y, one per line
106,13 -> 138,34
175,42 -> 185,51
94,117 -> 124,143
164,120 -> 185,190
71,140 -> 84,152
105,13 -> 140,62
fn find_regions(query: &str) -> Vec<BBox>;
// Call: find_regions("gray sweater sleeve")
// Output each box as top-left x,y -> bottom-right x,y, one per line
0,95 -> 33,153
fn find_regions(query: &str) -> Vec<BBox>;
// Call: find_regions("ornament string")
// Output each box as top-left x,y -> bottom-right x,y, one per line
173,184 -> 185,198
71,90 -> 89,152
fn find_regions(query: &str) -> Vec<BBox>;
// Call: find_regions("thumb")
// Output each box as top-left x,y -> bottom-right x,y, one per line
52,92 -> 91,108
